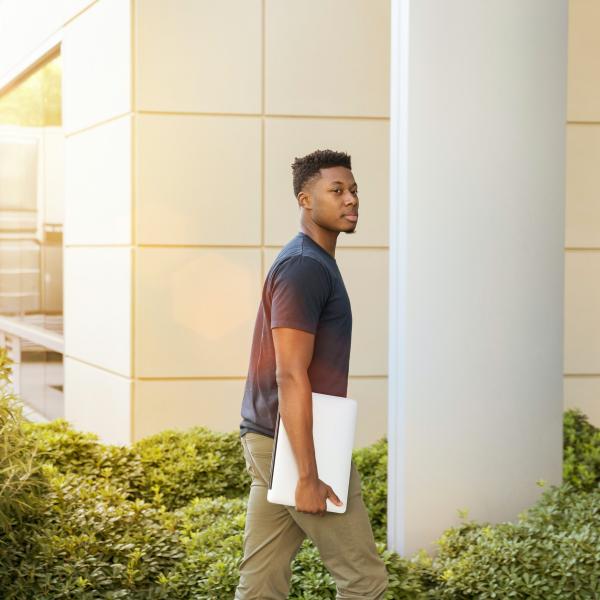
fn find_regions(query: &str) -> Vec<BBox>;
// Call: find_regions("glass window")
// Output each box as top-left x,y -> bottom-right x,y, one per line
0,50 -> 64,420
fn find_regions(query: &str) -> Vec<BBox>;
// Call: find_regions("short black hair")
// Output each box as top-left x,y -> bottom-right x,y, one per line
291,149 -> 352,199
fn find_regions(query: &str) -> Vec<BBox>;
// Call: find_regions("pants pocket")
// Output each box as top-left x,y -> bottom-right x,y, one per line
243,436 -> 274,484
240,437 -> 258,478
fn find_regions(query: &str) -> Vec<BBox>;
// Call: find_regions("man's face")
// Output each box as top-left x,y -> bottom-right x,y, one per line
300,166 -> 359,233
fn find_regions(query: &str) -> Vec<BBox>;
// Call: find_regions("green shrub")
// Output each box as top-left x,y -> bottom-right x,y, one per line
25,406 -> 595,527
428,482 -> 600,599
157,496 -> 247,598
5,409 -> 423,599
0,469 -> 184,599
352,436 -> 388,542
23,419 -> 145,497
24,421 -> 251,511
0,348 -> 46,532
132,428 -> 251,509
563,407 -> 600,491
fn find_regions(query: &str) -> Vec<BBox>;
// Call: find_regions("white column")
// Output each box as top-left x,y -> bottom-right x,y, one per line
388,0 -> 568,556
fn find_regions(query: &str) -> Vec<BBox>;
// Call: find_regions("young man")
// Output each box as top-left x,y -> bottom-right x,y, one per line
235,149 -> 389,599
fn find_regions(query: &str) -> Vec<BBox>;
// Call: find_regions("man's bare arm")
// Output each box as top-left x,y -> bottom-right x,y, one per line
273,327 -> 318,480
272,327 -> 342,514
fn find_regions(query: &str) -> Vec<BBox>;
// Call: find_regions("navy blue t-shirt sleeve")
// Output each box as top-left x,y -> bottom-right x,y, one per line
270,255 -> 332,334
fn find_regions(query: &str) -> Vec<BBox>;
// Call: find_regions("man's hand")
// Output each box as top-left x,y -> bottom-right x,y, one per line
295,475 -> 343,516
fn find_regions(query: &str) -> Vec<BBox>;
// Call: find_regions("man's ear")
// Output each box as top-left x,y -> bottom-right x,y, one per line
298,191 -> 312,210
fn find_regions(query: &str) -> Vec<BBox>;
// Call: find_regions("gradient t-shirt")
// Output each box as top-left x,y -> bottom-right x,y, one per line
239,231 -> 353,438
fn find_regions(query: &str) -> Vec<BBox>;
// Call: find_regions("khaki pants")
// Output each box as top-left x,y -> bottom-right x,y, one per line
235,431 -> 389,600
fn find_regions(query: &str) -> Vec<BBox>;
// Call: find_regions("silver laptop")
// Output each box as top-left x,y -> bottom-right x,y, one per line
267,392 -> 358,514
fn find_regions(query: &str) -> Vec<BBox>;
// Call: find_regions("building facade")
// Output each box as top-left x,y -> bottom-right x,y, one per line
0,0 -> 590,555
0,0 -> 391,449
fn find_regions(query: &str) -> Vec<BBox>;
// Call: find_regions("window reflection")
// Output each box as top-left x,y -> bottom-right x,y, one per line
0,50 -> 64,420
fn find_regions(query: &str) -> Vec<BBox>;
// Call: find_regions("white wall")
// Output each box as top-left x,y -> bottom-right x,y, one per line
388,0 -> 568,556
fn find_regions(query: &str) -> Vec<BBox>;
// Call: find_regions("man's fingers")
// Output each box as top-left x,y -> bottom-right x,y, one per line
327,486 -> 343,505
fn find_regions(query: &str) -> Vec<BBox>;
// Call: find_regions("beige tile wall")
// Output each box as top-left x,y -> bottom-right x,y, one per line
62,0 -> 134,445
135,114 -> 262,246
65,115 -> 132,245
264,1 -> 389,117
64,356 -> 132,446
132,0 -> 391,445
134,247 -> 261,378
565,0 -> 600,426
58,0 -> 389,445
136,0 -> 262,114
62,0 -> 131,134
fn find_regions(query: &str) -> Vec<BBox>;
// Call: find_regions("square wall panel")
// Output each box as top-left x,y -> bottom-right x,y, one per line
264,244 -> 387,376
64,356 -> 132,446
133,378 -> 245,441
265,0 -> 390,117
337,247 -> 388,376
566,125 -> 600,247
65,115 -> 132,245
135,247 -> 261,378
564,376 -> 600,429
64,247 -> 132,377
347,377 -> 388,449
564,251 -> 600,374
135,0 -> 261,113
567,0 -> 600,122
264,117 -> 389,246
62,0 -> 131,134
136,114 -> 261,245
